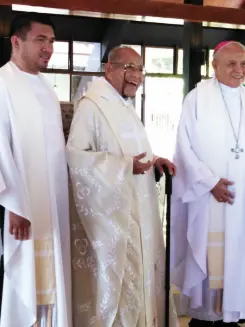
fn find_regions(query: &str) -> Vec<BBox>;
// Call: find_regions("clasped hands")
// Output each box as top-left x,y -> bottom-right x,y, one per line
133,152 -> 176,176
211,178 -> 235,204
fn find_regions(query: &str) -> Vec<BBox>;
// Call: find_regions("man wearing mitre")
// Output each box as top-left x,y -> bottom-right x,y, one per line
67,46 -> 179,327
171,40 -> 245,327
0,12 -> 72,327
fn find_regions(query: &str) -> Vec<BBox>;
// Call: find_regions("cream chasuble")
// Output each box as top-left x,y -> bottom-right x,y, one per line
0,62 -> 72,327
67,77 -> 178,327
171,78 -> 245,322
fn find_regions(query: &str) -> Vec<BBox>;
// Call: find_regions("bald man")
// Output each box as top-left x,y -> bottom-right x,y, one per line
171,41 -> 245,327
67,46 -> 178,327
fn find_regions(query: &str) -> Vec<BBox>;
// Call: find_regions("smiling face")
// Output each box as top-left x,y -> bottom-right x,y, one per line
11,22 -> 55,74
213,42 -> 245,88
105,47 -> 145,98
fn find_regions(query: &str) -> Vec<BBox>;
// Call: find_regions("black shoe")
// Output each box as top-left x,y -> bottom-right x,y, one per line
189,318 -> 222,327
215,321 -> 239,327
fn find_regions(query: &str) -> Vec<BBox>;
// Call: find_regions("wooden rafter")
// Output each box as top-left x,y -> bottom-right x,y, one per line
1,0 -> 245,25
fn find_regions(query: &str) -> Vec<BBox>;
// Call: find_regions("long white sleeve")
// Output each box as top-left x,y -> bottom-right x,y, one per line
173,89 -> 219,201
0,171 -> 6,194
0,79 -> 26,217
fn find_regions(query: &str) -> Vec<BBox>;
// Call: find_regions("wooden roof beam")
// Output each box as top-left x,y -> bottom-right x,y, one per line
2,0 -> 245,25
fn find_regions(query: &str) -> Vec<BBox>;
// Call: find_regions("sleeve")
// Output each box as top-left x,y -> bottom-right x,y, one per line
0,170 -> 6,194
67,97 -> 134,203
173,89 -> 219,202
0,79 -> 26,217
67,98 -> 98,152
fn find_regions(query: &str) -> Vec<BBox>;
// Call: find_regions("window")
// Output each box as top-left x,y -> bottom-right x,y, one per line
43,73 -> 70,102
71,75 -> 96,101
143,17 -> 184,25
177,49 -> 183,75
48,42 -> 69,70
208,50 -> 215,77
145,47 -> 174,74
12,4 -> 69,14
144,77 -> 184,159
42,41 -> 103,101
201,61 -> 207,77
73,42 -> 101,72
203,21 -> 245,30
178,49 -> 208,77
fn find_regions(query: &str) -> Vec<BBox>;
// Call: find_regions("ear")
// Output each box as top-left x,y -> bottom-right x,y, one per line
104,62 -> 112,79
11,35 -> 21,49
212,58 -> 217,71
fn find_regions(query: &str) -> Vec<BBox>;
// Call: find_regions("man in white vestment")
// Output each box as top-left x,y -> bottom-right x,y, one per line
67,46 -> 179,327
171,41 -> 245,327
0,13 -> 72,327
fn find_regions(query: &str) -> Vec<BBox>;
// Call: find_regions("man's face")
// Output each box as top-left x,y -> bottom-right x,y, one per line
13,22 -> 55,73
105,49 -> 145,98
213,45 -> 245,88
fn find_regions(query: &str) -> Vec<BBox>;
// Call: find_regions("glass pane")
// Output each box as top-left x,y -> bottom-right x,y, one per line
69,11 -> 184,25
145,77 -> 184,159
43,73 -> 70,102
178,49 -> 207,77
177,49 -> 183,75
145,47 -> 174,74
201,59 -> 207,77
73,42 -> 101,72
209,50 -> 215,77
12,4 -> 69,14
71,75 -> 96,101
203,22 -> 245,30
200,49 -> 207,77
144,17 -> 184,25
48,42 -> 69,70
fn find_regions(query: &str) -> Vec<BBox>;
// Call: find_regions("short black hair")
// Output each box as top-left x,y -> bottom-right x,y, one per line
9,12 -> 55,40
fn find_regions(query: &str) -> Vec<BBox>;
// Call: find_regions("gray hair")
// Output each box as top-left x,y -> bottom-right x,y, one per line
107,46 -> 137,63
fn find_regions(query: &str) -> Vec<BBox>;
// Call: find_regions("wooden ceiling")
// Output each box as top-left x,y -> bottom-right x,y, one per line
1,0 -> 245,25
204,0 -> 244,8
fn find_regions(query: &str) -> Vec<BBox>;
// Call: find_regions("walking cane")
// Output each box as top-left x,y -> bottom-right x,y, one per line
155,165 -> 172,327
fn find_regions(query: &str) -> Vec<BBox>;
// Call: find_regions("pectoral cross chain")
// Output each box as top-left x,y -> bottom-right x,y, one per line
231,144 -> 244,159
219,83 -> 244,160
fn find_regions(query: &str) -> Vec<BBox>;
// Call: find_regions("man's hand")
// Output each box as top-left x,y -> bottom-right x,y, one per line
154,157 -> 177,176
211,178 -> 234,204
9,212 -> 31,240
133,152 -> 154,175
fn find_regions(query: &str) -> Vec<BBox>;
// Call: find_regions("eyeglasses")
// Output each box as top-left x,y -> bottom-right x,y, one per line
110,62 -> 146,75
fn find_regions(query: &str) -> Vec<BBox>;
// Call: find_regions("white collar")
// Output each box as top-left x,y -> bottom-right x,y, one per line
102,78 -> 132,106
219,81 -> 240,94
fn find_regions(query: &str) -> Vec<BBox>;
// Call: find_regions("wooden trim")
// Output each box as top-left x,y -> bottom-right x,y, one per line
42,68 -> 103,76
204,0 -> 244,9
5,0 -> 245,25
